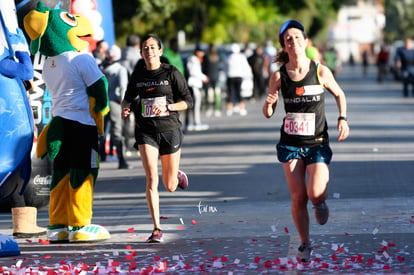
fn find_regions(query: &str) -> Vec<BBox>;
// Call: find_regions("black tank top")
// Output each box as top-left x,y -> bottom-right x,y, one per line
279,61 -> 329,147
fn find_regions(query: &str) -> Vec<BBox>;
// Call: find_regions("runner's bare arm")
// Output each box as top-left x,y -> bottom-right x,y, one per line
319,64 -> 349,141
263,71 -> 281,118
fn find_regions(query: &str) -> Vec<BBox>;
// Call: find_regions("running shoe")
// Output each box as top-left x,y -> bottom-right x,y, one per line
146,228 -> 164,243
297,242 -> 313,262
313,201 -> 329,225
177,170 -> 189,190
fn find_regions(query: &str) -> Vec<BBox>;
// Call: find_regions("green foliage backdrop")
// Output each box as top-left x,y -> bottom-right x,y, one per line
111,0 -> 377,47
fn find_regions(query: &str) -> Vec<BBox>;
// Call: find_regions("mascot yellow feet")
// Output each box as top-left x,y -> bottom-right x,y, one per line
47,226 -> 69,243
47,224 -> 110,243
69,224 -> 110,243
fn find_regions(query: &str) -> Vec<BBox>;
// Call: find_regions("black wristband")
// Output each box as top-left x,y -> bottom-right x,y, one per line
338,116 -> 347,121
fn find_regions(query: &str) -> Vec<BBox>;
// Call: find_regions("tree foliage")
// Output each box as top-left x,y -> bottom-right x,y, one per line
112,0 -> 348,47
384,0 -> 414,42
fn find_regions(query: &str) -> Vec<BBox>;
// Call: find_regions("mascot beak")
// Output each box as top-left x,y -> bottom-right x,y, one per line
67,14 -> 94,52
23,9 -> 49,55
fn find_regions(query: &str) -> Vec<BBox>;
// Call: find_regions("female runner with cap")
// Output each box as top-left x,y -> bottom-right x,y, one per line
262,20 -> 349,262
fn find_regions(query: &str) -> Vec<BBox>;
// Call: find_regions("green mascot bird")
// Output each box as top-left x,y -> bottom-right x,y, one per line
23,1 -> 110,243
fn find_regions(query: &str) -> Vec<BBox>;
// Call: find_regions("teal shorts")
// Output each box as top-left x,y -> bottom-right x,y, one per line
277,144 -> 332,165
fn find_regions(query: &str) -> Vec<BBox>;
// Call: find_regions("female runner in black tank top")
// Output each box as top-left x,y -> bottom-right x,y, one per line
262,20 -> 349,262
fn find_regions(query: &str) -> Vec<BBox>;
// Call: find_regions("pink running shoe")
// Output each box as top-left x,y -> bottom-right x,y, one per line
177,170 -> 188,190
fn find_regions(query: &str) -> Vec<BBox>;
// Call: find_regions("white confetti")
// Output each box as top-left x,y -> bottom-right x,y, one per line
383,250 -> 390,259
15,260 -> 22,268
372,227 -> 380,235
233,258 -> 240,264
213,260 -> 223,268
279,257 -> 289,265
382,240 -> 388,246
333,192 -> 340,199
271,225 -> 276,232
180,218 -> 184,224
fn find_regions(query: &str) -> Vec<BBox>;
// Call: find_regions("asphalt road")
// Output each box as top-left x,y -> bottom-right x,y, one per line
0,63 -> 413,274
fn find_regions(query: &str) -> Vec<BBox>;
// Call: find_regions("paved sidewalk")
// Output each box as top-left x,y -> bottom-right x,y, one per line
0,64 -> 413,274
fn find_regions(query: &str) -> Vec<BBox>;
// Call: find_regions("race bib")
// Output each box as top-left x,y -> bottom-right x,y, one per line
284,112 -> 315,136
141,96 -> 169,118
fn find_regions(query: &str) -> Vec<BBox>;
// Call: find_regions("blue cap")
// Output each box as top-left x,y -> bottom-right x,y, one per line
279,19 -> 305,47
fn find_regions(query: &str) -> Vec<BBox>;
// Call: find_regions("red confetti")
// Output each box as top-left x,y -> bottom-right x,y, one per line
254,257 -> 261,263
25,239 -> 33,243
321,262 -> 329,268
191,220 -> 197,225
383,265 -> 391,270
160,216 -> 170,219
207,250 -> 212,255
111,261 -> 120,267
264,260 -> 272,268
284,227 -> 289,233
397,255 -> 405,262
129,261 -> 137,270
126,254 -> 134,261
177,225 -> 184,229
154,256 -> 161,261
336,247 -> 344,253
251,238 -> 258,242
409,219 -> 414,224
388,243 -> 396,247
39,239 -> 50,245
331,254 -> 338,261
126,245 -> 132,250
43,255 -> 53,258
221,256 -> 228,262
127,227 -> 135,233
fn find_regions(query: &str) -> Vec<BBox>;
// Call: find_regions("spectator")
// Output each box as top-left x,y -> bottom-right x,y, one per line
163,38 -> 185,76
120,34 -> 141,76
248,44 -> 268,100
395,38 -> 414,97
92,40 -> 109,68
376,45 -> 389,83
202,43 -> 222,117
225,43 -> 252,116
120,34 -> 141,154
186,47 -> 209,131
322,47 -> 339,77
362,50 -> 369,76
101,45 -> 130,169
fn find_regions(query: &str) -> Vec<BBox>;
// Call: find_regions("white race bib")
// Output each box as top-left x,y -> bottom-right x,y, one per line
284,112 -> 315,136
141,96 -> 169,118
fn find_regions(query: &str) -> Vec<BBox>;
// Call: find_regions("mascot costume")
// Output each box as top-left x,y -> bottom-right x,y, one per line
23,1 -> 110,242
0,0 -> 46,256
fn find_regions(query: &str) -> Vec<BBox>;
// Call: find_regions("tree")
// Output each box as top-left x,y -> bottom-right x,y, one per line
112,0 -> 348,47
